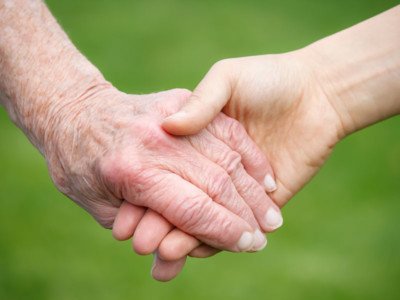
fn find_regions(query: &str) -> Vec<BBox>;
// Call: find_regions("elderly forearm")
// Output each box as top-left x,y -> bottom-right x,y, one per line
0,0 -> 108,154
304,5 -> 400,135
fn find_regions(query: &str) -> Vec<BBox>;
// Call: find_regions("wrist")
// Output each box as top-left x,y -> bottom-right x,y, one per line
19,57 -> 110,156
0,0 -> 111,155
300,6 -> 400,137
42,75 -> 113,154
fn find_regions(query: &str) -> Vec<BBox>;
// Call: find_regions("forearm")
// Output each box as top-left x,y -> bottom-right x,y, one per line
0,0 -> 108,154
304,5 -> 400,136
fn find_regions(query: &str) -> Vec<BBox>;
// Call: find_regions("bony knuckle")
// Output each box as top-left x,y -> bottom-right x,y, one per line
139,123 -> 171,149
219,150 -> 242,174
99,153 -> 127,185
209,170 -> 232,197
227,118 -> 246,143
99,151 -> 151,199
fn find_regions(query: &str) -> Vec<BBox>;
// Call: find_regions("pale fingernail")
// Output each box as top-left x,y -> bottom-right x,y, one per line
252,229 -> 267,251
264,207 -> 283,230
264,174 -> 277,192
237,231 -> 255,251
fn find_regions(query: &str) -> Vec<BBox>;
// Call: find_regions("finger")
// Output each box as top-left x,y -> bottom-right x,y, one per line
232,164 -> 282,233
157,228 -> 201,261
133,209 -> 174,255
164,145 -> 260,230
162,61 -> 232,135
188,130 -> 282,233
158,228 -> 220,260
166,149 -> 269,249
151,252 -> 186,282
189,245 -> 221,258
207,114 -> 277,191
128,170 -> 261,252
112,201 -> 146,241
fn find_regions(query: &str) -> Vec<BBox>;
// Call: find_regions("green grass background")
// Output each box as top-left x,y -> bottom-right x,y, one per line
1,0 -> 399,299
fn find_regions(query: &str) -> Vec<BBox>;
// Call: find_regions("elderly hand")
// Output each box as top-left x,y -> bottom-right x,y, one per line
47,86 -> 283,252
0,0 -> 283,281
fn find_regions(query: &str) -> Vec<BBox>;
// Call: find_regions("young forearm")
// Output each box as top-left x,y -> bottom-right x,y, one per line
0,0 -> 107,154
305,5 -> 400,136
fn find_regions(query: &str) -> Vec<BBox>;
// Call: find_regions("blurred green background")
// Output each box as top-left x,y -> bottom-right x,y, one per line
1,0 -> 399,299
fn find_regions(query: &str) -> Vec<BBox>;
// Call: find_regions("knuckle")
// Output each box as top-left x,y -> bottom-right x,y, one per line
218,150 -> 242,175
100,151 -> 160,201
139,123 -> 171,149
99,154 -> 125,185
99,152 -> 143,192
208,170 -> 232,198
226,118 -> 247,148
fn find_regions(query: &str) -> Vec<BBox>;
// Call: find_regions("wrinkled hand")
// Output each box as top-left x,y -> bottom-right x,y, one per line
46,86 -> 281,255
150,51 -> 344,280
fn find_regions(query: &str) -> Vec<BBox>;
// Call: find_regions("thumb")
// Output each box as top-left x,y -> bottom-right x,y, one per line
162,61 -> 232,135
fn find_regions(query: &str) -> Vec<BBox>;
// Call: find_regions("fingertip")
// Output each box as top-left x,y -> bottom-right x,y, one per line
162,112 -> 205,136
158,241 -> 182,261
132,239 -> 154,256
112,202 -> 144,241
151,253 -> 187,282
162,114 -> 190,135
112,227 -> 129,241
158,230 -> 201,261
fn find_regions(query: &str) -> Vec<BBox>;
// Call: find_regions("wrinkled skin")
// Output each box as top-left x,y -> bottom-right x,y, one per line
150,52 -> 344,280
46,86 -> 279,255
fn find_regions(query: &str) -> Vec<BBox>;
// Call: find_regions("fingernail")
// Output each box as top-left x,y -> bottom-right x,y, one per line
264,174 -> 277,192
264,207 -> 283,230
252,229 -> 267,251
237,231 -> 255,251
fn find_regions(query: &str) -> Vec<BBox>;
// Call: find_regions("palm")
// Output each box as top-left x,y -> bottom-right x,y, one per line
223,54 -> 343,206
